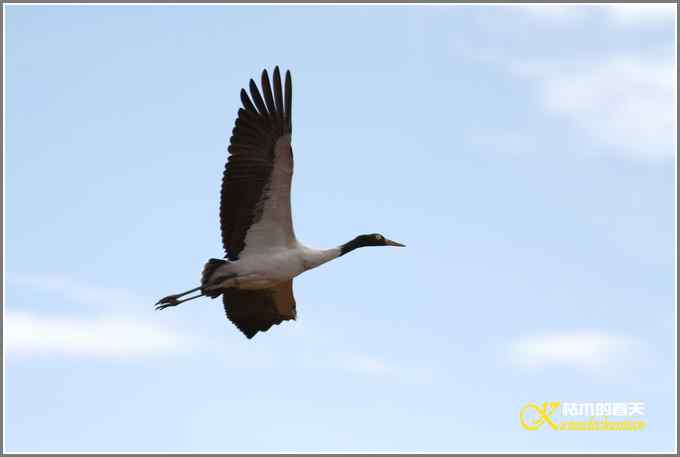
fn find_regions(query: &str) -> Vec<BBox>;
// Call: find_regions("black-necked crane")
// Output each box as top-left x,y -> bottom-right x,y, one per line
156,67 -> 404,339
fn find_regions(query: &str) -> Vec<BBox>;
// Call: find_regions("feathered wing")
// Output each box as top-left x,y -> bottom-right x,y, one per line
223,281 -> 296,339
220,67 -> 294,261
219,68 -> 297,338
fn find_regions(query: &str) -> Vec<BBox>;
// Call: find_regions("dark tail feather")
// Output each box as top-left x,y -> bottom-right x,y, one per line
201,258 -> 228,298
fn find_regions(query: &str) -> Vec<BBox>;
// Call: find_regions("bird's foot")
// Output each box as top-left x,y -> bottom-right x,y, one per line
155,294 -> 180,311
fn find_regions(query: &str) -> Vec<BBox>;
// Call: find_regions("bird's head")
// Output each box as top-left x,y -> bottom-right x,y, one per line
358,233 -> 406,247
340,233 -> 405,255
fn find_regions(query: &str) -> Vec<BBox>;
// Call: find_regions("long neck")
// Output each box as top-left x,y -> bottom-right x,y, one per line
340,237 -> 364,256
302,247 -> 341,270
301,237 -> 362,271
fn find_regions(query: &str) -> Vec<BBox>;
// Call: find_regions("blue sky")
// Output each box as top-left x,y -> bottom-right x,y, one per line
4,4 -> 676,452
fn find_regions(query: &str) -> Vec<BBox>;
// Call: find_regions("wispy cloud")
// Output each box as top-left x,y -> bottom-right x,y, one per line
511,55 -> 676,159
340,354 -> 393,376
5,310 -> 197,359
606,4 -> 676,26
519,4 -> 676,26
507,331 -> 642,374
6,273 -> 198,359
337,353 -> 434,384
8,272 -> 146,309
517,5 -> 586,23
450,6 -> 676,160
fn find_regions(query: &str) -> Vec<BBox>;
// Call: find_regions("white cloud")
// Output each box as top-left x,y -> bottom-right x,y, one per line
511,55 -> 676,159
518,5 -> 586,23
518,4 -> 676,26
341,354 -> 392,376
5,310 -> 197,359
8,272 -> 145,309
337,354 -> 434,384
449,7 -> 676,160
607,4 -> 676,26
507,331 -> 640,373
5,273 -> 199,359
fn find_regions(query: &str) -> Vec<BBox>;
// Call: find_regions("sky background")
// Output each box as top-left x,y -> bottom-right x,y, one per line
4,4 -> 677,452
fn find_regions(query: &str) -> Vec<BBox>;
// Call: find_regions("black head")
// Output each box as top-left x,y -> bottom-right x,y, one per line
340,233 -> 405,256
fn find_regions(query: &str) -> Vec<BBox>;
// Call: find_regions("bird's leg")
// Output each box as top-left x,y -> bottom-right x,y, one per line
155,292 -> 204,311
155,286 -> 201,308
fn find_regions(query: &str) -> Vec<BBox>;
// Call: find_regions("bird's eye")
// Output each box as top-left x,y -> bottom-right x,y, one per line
375,235 -> 383,240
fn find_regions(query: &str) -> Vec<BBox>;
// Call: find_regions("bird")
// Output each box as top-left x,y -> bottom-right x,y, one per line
155,67 -> 404,339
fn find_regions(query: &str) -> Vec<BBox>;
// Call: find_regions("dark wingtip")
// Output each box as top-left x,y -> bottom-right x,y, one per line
284,70 -> 292,130
248,78 -> 267,116
240,88 -> 257,114
261,69 -> 277,119
242,327 -> 258,339
272,66 -> 284,124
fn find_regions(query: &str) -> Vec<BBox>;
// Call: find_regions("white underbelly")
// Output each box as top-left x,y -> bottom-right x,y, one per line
212,249 -> 306,290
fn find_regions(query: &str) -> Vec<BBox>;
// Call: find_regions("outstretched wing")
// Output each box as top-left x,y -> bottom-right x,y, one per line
223,281 -> 296,339
220,67 -> 294,261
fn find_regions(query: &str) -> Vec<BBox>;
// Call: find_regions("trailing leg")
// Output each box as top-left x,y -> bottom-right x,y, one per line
155,291 -> 204,310
155,286 -> 201,310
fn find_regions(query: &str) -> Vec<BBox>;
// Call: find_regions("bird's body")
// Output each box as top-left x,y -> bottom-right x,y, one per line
156,67 -> 403,339
205,244 -> 340,292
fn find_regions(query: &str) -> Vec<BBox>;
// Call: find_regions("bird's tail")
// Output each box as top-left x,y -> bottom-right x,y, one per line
201,258 -> 228,298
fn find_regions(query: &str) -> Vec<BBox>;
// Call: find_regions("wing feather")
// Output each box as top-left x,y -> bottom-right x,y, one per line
273,67 -> 284,123
249,78 -> 269,118
220,67 -> 294,260
240,89 -> 258,115
223,281 -> 296,339
285,70 -> 292,131
261,69 -> 278,118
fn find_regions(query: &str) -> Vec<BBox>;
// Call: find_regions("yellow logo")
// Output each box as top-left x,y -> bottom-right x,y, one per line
520,402 -> 561,430
520,401 -> 647,432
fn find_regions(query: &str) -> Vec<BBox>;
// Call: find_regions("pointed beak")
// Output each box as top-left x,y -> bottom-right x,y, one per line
385,239 -> 405,247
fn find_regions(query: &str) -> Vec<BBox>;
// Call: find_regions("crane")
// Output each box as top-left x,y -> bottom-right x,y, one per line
156,67 -> 404,338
